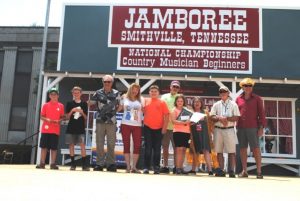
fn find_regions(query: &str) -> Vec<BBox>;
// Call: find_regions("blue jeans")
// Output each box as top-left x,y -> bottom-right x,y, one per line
143,125 -> 163,170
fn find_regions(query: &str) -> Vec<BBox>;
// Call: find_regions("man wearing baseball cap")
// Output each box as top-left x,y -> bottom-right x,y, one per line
210,86 -> 240,177
160,80 -> 181,174
236,78 -> 266,179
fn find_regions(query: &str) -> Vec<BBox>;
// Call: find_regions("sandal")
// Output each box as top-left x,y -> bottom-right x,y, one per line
238,171 -> 248,178
50,164 -> 59,170
131,169 -> 141,174
36,163 -> 45,169
126,169 -> 131,173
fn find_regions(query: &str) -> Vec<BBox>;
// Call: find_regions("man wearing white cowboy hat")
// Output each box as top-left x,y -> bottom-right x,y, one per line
236,78 -> 266,179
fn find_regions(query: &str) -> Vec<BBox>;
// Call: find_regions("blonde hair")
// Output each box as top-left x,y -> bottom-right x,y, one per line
149,85 -> 159,91
71,86 -> 82,92
125,83 -> 141,102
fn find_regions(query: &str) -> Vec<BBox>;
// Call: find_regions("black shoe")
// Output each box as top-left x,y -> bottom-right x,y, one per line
82,166 -> 90,171
172,167 -> 176,174
143,169 -> 149,174
93,165 -> 104,171
70,165 -> 76,171
176,168 -> 183,175
70,161 -> 76,171
187,170 -> 196,175
182,170 -> 189,175
256,173 -> 264,179
228,171 -> 236,178
153,166 -> 160,174
107,164 -> 117,172
81,157 -> 89,171
36,163 -> 45,169
215,170 -> 226,177
160,167 -> 170,174
50,164 -> 59,170
208,171 -> 214,176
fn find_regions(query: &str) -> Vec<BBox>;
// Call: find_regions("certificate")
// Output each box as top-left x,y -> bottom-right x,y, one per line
190,112 -> 206,123
177,108 -> 193,121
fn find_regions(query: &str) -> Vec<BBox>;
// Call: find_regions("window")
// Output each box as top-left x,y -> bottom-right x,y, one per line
45,51 -> 58,71
262,98 -> 296,157
9,51 -> 33,131
11,74 -> 31,106
9,107 -> 28,131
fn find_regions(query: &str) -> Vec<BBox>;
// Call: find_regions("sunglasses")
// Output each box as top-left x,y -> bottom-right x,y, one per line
219,90 -> 228,94
103,81 -> 112,84
172,85 -> 180,89
243,84 -> 253,87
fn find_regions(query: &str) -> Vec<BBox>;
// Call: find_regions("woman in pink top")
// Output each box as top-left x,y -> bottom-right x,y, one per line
171,95 -> 191,174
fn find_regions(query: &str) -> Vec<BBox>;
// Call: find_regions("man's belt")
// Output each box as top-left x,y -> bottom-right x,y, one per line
215,126 -> 234,129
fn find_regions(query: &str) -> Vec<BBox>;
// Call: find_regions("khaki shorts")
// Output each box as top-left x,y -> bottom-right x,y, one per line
65,134 -> 85,145
237,128 -> 259,149
213,128 -> 236,153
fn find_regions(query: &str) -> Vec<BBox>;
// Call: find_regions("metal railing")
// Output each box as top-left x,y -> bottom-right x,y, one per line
0,131 -> 40,164
17,131 -> 39,146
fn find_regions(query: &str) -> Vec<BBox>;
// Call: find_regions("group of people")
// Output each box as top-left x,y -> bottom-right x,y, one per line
36,75 -> 266,179
36,86 -> 90,171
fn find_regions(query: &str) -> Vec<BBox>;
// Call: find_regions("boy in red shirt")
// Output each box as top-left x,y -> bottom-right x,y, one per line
143,85 -> 169,174
36,87 -> 65,169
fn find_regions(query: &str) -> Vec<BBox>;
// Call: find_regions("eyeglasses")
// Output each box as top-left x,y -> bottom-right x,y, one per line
172,86 -> 180,89
219,90 -> 228,94
243,85 -> 253,87
103,81 -> 112,84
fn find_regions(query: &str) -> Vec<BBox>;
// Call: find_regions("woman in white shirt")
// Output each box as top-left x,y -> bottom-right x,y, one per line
120,83 -> 143,173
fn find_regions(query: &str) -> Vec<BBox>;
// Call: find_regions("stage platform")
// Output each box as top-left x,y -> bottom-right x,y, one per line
0,165 -> 299,201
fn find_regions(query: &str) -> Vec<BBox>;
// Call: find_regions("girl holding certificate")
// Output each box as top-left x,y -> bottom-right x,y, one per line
189,97 -> 213,175
171,95 -> 192,174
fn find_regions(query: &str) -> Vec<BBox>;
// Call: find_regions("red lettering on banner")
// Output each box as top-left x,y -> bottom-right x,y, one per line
118,48 -> 249,73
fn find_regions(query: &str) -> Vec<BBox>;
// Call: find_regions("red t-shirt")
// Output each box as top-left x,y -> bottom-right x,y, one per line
143,98 -> 169,129
236,93 -> 266,128
41,101 -> 64,135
